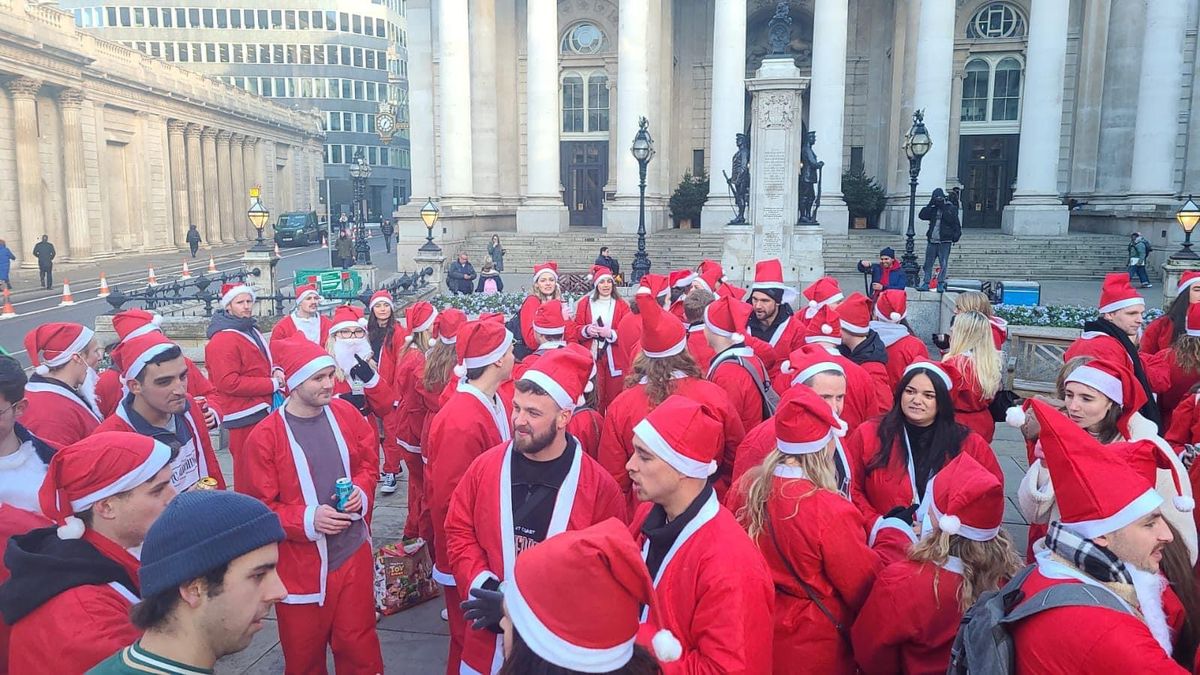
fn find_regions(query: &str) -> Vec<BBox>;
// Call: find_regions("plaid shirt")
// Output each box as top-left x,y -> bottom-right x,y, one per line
1045,521 -> 1132,585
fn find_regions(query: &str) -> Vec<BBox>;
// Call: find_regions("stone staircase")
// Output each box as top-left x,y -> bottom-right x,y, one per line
462,228 -> 1151,282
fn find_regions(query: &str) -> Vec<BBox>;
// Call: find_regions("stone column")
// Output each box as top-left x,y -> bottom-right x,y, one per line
217,131 -> 236,243
700,0 -> 747,233
185,124 -> 207,246
167,120 -> 191,249
1002,0 -> 1070,235
201,127 -> 222,245
807,0 -> 849,235
231,134 -> 247,240
604,0 -> 654,234
516,0 -> 569,232
407,3 -> 436,200
8,77 -> 42,267
912,0 -> 955,193
1129,0 -> 1188,197
60,88 -> 93,260
469,0 -> 498,200
438,0 -> 474,201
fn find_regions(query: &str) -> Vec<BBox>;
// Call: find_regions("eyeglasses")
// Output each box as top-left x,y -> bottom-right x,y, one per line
0,399 -> 23,417
337,328 -> 366,339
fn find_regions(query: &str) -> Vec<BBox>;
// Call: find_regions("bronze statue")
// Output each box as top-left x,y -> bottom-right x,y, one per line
724,133 -> 751,225
799,129 -> 823,223
768,2 -> 792,56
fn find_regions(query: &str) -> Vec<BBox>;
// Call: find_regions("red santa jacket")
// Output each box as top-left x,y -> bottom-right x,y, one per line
844,418 -> 1002,528
729,417 -> 856,499
630,492 -> 774,674
575,295 -> 632,379
884,334 -> 931,388
204,328 -> 276,428
707,347 -> 767,444
1140,315 -> 1175,356
95,357 -> 215,420
390,347 -> 428,452
615,312 -> 643,376
598,376 -> 746,511
755,313 -> 806,365
331,363 -> 397,420
95,396 -> 226,491
1143,348 -> 1200,431
270,312 -> 334,346
1165,392 -> 1200,453
0,505 -> 49,675
425,382 -> 512,583
1064,331 -> 1170,392
770,347 -> 886,430
239,399 -> 377,605
445,440 -> 626,673
566,408 -> 604,460
20,377 -> 101,449
686,324 -> 715,372
943,354 -> 996,443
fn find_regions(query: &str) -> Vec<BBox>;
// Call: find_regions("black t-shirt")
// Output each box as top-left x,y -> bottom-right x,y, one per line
640,485 -> 714,581
510,440 -> 576,555
904,420 -> 939,502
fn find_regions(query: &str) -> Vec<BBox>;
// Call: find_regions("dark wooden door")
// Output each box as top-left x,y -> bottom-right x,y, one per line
958,134 -> 1019,228
561,141 -> 608,227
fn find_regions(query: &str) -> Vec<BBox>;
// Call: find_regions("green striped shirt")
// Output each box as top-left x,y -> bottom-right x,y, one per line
87,641 -> 213,675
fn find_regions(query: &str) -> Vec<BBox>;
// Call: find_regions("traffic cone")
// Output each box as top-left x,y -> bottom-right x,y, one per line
59,279 -> 75,306
97,272 -> 110,298
147,267 -> 158,286
0,289 -> 16,319
321,236 -> 328,249
207,256 -> 217,274
180,260 -> 192,280
274,243 -> 281,257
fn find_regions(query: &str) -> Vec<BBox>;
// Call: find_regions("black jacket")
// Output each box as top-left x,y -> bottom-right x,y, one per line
185,228 -> 202,244
918,189 -> 961,243
476,271 -> 504,293
1082,318 -> 1162,432
595,254 -> 620,276
32,241 -> 55,266
840,330 -> 889,368
748,303 -> 795,344
447,261 -> 477,294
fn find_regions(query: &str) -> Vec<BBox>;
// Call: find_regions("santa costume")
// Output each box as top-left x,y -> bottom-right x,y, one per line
388,300 -> 436,527
0,432 -> 171,674
693,258 -> 745,301
95,309 -> 216,419
868,290 -> 931,388
326,304 -> 398,419
628,396 -> 775,673
852,452 -> 1007,675
425,319 -> 514,674
801,276 -> 845,323
513,299 -> 570,381
837,292 -> 893,406
1142,271 -> 1200,355
518,263 -> 579,351
574,264 -> 631,413
239,336 -> 383,675
366,289 -> 410,390
704,295 -> 769,433
0,503 -> 49,675
558,344 -> 606,459
21,322 -> 102,448
270,282 -> 334,346
1007,400 -> 1189,673
444,347 -> 626,674
1143,301 -> 1200,430
943,352 -> 997,443
95,332 -> 226,491
743,259 -> 805,363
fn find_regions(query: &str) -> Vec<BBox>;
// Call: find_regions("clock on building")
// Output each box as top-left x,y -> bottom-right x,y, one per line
377,101 -> 396,144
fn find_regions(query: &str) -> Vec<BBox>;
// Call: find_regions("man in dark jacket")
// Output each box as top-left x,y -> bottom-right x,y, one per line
447,252 -> 476,295
916,188 -> 960,292
32,235 -> 55,290
185,224 -> 202,258
857,246 -> 907,295
380,218 -> 395,253
595,246 -> 620,276
335,228 -> 354,269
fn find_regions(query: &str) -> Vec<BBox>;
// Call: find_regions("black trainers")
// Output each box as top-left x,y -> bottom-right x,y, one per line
381,472 -> 397,494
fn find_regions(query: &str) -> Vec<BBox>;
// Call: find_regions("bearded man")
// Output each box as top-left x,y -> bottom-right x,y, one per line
326,305 -> 396,420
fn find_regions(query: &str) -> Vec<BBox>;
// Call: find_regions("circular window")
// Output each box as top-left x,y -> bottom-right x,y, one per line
563,23 -> 606,55
967,3 -> 1026,39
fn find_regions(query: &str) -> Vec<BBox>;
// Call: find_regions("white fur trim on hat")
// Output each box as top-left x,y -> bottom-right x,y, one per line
219,284 -> 256,309
1064,365 -> 1123,406
790,361 -> 845,386
34,326 -> 95,374
533,323 -> 567,336
519,369 -> 576,412
903,362 -> 953,391
460,329 -> 514,371
1005,406 -> 1026,428
67,440 -> 173,515
505,574 -> 637,671
1063,488 -> 1162,540
369,295 -> 394,309
296,287 -> 321,303
123,342 -> 178,383
642,335 -> 688,359
633,418 -> 717,479
411,309 -> 438,335
1098,296 -> 1145,315
286,354 -> 336,390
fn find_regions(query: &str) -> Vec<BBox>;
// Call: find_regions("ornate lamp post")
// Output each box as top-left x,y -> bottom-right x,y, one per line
246,186 -> 270,252
630,117 -> 655,284
1174,196 -> 1200,260
419,197 -> 442,253
349,149 -> 373,265
901,110 -> 932,286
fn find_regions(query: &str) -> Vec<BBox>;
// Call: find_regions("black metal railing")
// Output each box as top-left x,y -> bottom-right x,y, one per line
104,269 -> 259,316
268,267 -> 436,315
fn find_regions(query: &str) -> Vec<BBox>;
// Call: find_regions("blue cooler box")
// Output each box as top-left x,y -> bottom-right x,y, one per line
1002,281 -> 1040,306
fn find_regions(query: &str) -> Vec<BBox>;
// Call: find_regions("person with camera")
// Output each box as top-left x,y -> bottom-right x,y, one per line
916,188 -> 960,292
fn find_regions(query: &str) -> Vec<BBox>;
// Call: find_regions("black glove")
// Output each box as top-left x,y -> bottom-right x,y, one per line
461,586 -> 504,633
350,355 -> 375,383
883,505 -> 917,526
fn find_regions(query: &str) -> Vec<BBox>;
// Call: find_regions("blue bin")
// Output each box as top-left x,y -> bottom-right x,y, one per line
1002,281 -> 1041,306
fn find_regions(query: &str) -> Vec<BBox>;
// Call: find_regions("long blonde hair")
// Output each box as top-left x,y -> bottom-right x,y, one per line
907,526 -> 1023,611
398,330 -> 432,364
955,291 -> 994,318
736,448 -> 839,540
945,311 -> 1002,399
624,351 -> 702,407
422,340 -> 457,392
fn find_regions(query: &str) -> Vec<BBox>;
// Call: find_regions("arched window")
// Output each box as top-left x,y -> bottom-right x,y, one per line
561,71 -> 610,134
966,2 -> 1027,39
959,55 -> 1023,126
962,60 -> 990,122
991,57 -> 1022,121
561,22 -> 607,55
562,74 -> 585,133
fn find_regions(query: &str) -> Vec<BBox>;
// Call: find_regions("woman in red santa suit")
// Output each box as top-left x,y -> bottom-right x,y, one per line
729,387 -> 879,675
365,289 -> 408,493
574,264 -> 631,414
851,452 -> 1023,675
388,301 -> 436,533
845,361 -> 1002,533
1143,271 -> 1200,355
270,283 -> 333,345
869,289 -> 931,387
942,311 -> 1002,443
324,305 -> 397,422
953,291 -> 1008,350
1144,302 -> 1200,431
518,262 -> 579,354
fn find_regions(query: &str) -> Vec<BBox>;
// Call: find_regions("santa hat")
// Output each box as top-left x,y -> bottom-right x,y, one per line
703,296 -> 750,344
534,300 -> 568,336
219,282 -> 255,309
1113,440 -> 1195,512
874,289 -> 908,322
1187,302 -> 1200,338
274,334 -> 336,390
775,386 -> 848,455
780,345 -> 846,386
40,431 -> 173,540
433,308 -> 467,345
403,301 -> 438,342
691,261 -> 724,295
669,269 -> 697,290
115,332 -> 177,383
453,319 -> 513,378
1097,272 -> 1144,314
744,259 -> 799,306
634,291 -> 686,358
838,292 -> 872,334
1030,399 -> 1161,539
112,309 -> 163,342
294,283 -> 320,304
802,305 -> 842,346
329,305 -> 368,335
927,452 -> 1004,540
637,273 -> 671,299
1063,358 -> 1145,438
1179,271 -> 1200,296
588,265 -> 615,286
368,290 -> 395,310
519,344 -> 594,411
903,359 -> 955,391
507,519 -> 681,670
633,395 -> 722,479
24,322 -> 95,376
533,262 -> 559,285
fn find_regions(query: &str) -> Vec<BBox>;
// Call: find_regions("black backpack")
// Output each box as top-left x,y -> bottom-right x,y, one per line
709,354 -> 779,419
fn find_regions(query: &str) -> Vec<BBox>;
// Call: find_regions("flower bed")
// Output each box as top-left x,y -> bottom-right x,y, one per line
995,304 -> 1163,329
432,292 -> 582,318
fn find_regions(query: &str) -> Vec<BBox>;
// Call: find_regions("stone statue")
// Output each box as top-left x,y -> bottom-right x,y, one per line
768,1 -> 792,56
724,133 -> 751,225
799,129 -> 824,224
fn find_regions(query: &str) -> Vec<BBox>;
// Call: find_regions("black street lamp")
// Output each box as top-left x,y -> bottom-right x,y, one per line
246,186 -> 271,252
1173,196 -> 1200,261
418,197 -> 442,253
630,117 -> 655,284
349,149 -> 373,265
902,109 -> 932,286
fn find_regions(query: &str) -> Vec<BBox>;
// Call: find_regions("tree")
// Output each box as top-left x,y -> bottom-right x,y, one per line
669,170 -> 710,225
841,169 -> 887,224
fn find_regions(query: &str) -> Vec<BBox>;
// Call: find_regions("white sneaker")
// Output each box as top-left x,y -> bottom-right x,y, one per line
380,472 -> 397,494
441,608 -> 449,621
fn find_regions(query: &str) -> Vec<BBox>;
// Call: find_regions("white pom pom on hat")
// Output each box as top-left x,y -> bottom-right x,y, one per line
57,515 -> 85,540
1176,495 -> 1196,512
404,334 -> 414,344
732,332 -> 745,343
1005,406 -> 1027,428
889,312 -> 901,321
780,360 -> 793,375
938,514 -> 962,536
808,300 -> 818,309
34,364 -> 49,376
652,629 -> 682,663
584,380 -> 594,394
151,313 -> 164,327
821,324 -> 832,335
453,364 -> 467,378
356,318 -> 369,328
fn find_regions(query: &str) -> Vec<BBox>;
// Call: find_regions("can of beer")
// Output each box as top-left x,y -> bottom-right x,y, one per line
195,477 -> 219,491
334,477 -> 354,511
194,395 -> 208,411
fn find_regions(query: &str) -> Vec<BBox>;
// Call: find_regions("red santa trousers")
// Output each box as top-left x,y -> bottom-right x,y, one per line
402,448 -> 430,540
227,425 -> 257,490
443,584 -> 466,675
275,545 -> 383,675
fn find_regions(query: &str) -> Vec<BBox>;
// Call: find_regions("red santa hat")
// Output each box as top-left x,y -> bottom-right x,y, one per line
40,431 -> 173,540
329,305 -> 368,335
634,290 -> 686,358
453,319 -> 513,378
775,386 -> 848,455
926,452 -> 1004,541
112,309 -> 164,342
744,259 -> 799,306
24,322 -> 95,376
1179,271 -> 1200,296
294,283 -> 320,304
703,296 -> 750,344
1113,440 -> 1195,512
802,305 -> 842,346
115,332 -> 178,383
519,344 -> 594,411
1187,302 -> 1200,338
1063,357 -> 1145,438
587,265 -> 615,286
691,260 -> 725,295
403,301 -> 438,340
219,282 -> 256,309
368,289 -> 395,310
780,345 -> 846,386
507,519 -> 681,669
533,262 -> 559,285
874,289 -> 908,322
837,292 -> 872,334
434,308 -> 467,345
534,300 -> 568,336
633,395 -> 722,479
478,312 -> 507,324
903,359 -> 955,391
636,273 -> 670,299
668,268 -> 697,290
1030,399 -> 1162,539
274,334 -> 336,390
1097,272 -> 1145,314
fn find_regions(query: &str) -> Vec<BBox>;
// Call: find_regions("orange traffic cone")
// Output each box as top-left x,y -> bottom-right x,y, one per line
180,260 -> 192,280
0,289 -> 15,319
97,272 -> 110,298
147,267 -> 158,286
321,236 -> 328,249
274,242 -> 281,257
207,256 -> 217,274
59,279 -> 75,306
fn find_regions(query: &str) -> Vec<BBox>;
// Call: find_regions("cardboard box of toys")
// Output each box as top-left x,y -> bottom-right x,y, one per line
373,537 -> 440,615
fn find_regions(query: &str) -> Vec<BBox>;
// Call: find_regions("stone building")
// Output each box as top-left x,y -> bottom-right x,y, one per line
0,0 -> 324,267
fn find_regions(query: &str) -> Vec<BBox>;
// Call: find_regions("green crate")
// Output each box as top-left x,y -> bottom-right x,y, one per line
294,269 -> 363,296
